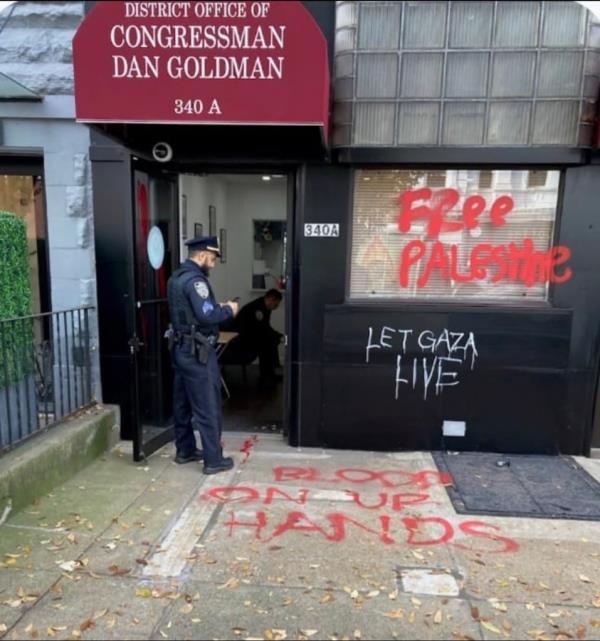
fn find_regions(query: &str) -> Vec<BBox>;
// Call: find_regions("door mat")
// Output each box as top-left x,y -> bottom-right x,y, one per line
432,451 -> 600,521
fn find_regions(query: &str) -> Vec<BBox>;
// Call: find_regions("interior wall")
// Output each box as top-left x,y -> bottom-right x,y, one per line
225,179 -> 287,334
178,174 -> 287,334
179,174 -> 228,298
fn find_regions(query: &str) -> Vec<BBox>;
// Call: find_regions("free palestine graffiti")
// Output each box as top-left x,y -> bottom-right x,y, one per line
397,188 -> 572,288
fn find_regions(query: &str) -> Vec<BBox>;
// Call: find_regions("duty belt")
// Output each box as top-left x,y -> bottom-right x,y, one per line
179,332 -> 217,347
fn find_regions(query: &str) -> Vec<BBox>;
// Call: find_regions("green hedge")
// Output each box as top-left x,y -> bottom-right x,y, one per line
0,211 -> 34,388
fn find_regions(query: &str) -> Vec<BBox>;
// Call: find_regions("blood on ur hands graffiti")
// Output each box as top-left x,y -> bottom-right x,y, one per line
199,466 -> 519,554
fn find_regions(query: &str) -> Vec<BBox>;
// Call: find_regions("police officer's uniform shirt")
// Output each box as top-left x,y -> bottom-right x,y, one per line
231,297 -> 276,342
172,260 -> 232,338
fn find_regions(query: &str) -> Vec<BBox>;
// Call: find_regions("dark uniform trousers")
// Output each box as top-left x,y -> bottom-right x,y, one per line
173,344 -> 223,466
167,258 -> 232,466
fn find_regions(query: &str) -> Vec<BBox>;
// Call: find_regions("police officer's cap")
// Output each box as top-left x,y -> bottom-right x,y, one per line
185,235 -> 221,256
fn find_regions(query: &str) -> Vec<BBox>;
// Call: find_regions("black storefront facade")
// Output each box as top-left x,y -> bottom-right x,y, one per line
78,0 -> 600,460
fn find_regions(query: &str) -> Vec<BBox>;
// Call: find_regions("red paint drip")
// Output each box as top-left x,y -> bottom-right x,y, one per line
239,435 -> 258,464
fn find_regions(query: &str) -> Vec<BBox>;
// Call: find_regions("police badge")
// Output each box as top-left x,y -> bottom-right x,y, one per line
194,281 -> 210,299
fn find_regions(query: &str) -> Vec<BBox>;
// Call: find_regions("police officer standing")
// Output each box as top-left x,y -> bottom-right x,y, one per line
167,236 -> 239,474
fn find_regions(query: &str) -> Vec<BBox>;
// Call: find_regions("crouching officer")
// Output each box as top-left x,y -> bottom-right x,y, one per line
166,236 -> 239,474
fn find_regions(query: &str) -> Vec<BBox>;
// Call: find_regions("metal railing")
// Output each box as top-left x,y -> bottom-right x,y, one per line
0,306 -> 95,453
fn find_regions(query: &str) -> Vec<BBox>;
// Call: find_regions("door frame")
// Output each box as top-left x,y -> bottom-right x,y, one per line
130,159 -> 180,461
175,165 -> 298,439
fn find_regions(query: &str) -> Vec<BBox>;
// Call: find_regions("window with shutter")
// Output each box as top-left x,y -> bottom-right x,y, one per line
349,169 -> 563,302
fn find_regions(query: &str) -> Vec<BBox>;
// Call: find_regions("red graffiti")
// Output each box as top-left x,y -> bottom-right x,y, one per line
222,509 -> 517,553
396,188 -> 572,288
271,467 -> 452,489
239,435 -> 258,464
454,521 -> 520,554
200,467 -> 520,554
398,188 -> 513,239
400,238 -> 572,288
202,485 -> 434,511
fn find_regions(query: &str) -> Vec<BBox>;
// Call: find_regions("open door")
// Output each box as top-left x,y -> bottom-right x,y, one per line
131,168 -> 179,461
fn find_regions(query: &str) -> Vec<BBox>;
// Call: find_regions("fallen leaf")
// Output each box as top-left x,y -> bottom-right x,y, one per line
383,610 -> 404,619
299,632 -> 318,639
93,609 -> 108,620
136,588 -> 152,598
319,594 -> 334,604
59,561 -> 78,572
411,598 -> 422,607
5,600 -> 22,609
576,625 -> 586,639
481,621 -> 502,635
470,607 -> 480,621
80,619 -> 95,632
434,610 -> 443,624
218,578 -> 240,590
580,576 -> 592,584
408,611 -> 416,624
70,631 -> 81,640
108,565 -> 130,576
179,604 -> 193,614
388,589 -> 398,600
282,597 -> 294,607
491,602 -> 508,613
452,634 -> 475,641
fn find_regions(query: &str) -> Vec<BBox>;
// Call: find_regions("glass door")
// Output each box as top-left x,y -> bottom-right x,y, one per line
131,169 -> 178,461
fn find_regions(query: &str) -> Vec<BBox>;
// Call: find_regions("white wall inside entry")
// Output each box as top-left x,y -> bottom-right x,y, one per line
178,173 -> 288,335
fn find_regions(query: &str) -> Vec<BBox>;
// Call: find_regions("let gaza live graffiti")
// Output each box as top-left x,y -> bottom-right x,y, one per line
397,188 -> 573,288
366,326 -> 478,400
200,466 -> 519,553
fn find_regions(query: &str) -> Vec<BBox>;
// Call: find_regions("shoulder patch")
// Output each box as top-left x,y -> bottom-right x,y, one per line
194,281 -> 210,299
255,310 -> 264,321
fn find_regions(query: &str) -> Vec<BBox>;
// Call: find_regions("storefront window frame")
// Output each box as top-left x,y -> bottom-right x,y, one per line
345,164 -> 567,308
0,157 -> 51,316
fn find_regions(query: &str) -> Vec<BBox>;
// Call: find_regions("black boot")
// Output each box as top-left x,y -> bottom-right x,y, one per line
203,457 -> 234,475
174,448 -> 204,464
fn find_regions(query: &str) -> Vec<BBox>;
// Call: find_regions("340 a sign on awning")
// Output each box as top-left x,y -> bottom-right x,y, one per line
73,1 -> 329,129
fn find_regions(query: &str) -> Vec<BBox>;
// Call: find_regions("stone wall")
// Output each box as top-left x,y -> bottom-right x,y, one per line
0,2 -> 101,401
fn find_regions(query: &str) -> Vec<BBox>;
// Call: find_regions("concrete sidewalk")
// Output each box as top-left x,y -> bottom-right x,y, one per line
0,432 -> 599,641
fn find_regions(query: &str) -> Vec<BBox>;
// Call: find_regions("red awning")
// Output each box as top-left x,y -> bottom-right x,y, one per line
73,1 -> 330,141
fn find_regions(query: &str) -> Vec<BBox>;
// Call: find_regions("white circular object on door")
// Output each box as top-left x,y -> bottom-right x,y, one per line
147,226 -> 165,270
